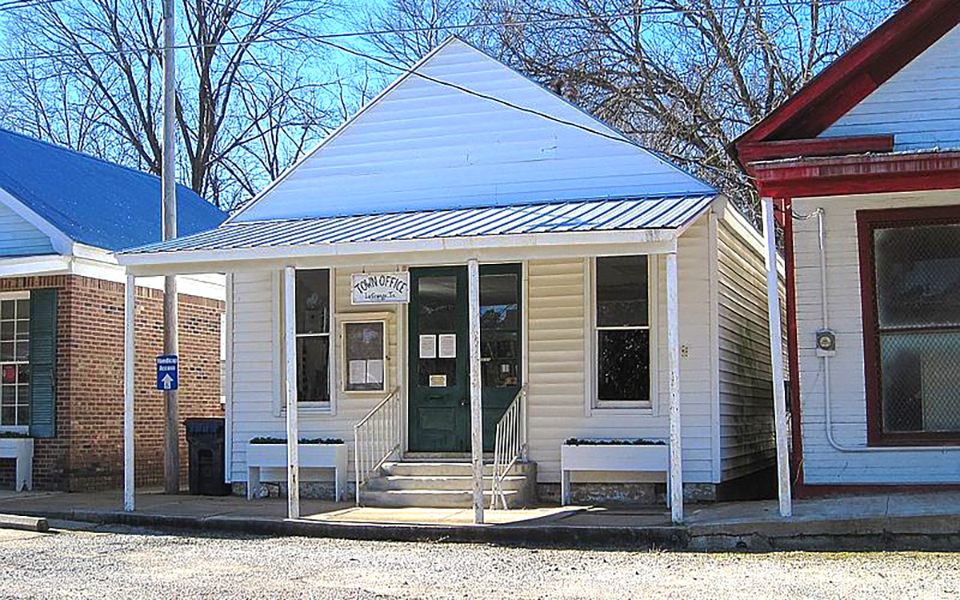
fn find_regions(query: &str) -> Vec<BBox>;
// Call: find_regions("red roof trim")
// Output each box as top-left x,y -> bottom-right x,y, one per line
733,0 -> 960,153
747,151 -> 960,197
737,135 -> 894,163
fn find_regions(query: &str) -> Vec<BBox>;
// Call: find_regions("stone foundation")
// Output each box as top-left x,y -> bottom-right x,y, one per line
537,482 -> 718,506
232,481 -> 351,502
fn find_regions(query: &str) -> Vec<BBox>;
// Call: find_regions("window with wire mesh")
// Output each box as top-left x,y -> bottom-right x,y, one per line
871,220 -> 960,435
0,296 -> 30,427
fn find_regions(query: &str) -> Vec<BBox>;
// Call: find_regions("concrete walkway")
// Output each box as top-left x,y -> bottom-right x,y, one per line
2,489 -> 960,551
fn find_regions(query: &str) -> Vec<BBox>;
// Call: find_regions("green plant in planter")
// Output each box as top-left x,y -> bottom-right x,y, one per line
564,438 -> 665,446
249,436 -> 344,445
0,431 -> 30,439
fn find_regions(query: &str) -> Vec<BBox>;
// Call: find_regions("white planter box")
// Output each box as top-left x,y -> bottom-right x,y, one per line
246,442 -> 347,502
560,442 -> 668,505
0,437 -> 33,492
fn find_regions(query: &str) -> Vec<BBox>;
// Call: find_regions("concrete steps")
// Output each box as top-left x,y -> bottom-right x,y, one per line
360,461 -> 537,508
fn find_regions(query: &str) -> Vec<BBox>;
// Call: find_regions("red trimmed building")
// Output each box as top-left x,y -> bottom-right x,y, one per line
733,0 -> 960,495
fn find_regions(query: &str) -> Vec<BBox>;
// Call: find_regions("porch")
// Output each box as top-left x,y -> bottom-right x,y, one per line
114,195 -> 793,526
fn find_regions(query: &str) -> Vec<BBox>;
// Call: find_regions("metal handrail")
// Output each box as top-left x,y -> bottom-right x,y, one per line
491,385 -> 527,510
353,387 -> 401,506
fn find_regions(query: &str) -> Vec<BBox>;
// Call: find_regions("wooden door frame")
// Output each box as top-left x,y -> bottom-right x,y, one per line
402,262 -> 526,455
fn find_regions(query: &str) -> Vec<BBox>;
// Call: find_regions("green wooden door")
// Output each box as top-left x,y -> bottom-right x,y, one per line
479,264 -> 522,451
407,264 -> 523,453
408,267 -> 470,452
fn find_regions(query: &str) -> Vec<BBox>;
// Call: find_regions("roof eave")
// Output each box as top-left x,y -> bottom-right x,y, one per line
731,0 -> 960,161
745,149 -> 960,198
117,228 -> 686,277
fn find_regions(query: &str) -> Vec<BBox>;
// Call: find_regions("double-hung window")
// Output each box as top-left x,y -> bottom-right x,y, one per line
294,269 -> 331,404
0,293 -> 30,427
860,206 -> 960,445
593,255 -> 652,408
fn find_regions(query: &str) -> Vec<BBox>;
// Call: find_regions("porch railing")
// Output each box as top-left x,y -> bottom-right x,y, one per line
353,387 -> 401,506
491,385 -> 527,510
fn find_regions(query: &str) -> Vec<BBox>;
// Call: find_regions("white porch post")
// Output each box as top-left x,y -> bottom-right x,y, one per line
665,252 -> 683,524
761,198 -> 793,518
467,258 -> 484,524
123,274 -> 136,512
282,266 -> 300,519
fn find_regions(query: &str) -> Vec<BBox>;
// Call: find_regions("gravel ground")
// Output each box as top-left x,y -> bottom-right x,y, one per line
1,522 -> 959,600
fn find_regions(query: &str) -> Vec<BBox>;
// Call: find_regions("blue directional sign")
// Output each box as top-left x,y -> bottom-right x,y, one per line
156,355 -> 179,391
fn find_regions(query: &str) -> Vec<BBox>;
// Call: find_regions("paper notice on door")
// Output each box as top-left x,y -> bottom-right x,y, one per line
366,359 -> 384,384
349,360 -> 367,385
419,334 -> 437,359
438,334 -> 456,358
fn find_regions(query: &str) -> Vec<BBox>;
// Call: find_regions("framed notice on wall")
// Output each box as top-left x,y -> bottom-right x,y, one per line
341,319 -> 387,392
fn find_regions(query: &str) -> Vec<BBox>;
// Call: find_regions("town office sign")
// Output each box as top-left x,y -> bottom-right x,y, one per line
351,272 -> 410,304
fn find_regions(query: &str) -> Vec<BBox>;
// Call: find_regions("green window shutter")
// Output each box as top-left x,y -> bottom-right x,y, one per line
29,289 -> 58,438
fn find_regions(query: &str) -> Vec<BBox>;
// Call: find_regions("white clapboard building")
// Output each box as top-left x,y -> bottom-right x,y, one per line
117,38 -> 788,523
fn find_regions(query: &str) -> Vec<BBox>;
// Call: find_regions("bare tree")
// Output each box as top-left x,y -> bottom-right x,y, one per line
354,0 -> 481,68
0,0 -> 343,210
477,0 -> 902,213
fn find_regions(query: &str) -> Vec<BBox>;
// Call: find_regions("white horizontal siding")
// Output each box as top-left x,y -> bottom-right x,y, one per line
229,267 -> 402,484
235,39 -> 710,222
526,216 -> 716,484
228,220 -> 722,487
0,198 -> 53,256
794,189 -> 960,485
820,24 -> 960,151
716,216 -> 776,482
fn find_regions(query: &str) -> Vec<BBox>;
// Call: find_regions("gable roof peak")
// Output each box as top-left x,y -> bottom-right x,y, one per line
229,34 -> 711,223
733,0 -> 960,162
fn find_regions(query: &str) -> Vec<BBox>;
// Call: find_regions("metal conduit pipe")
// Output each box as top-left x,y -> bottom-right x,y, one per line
803,206 -> 957,453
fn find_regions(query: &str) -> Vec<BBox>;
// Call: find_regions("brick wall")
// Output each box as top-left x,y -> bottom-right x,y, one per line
0,274 -> 223,491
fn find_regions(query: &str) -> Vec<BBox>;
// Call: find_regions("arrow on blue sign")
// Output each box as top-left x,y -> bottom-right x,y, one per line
156,355 -> 179,391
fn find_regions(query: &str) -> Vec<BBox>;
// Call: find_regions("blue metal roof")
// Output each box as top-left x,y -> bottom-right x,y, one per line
0,128 -> 227,252
122,194 -> 716,255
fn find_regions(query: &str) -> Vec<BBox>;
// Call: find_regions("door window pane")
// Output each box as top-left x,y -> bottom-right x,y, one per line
480,274 -> 519,330
597,255 -> 648,327
295,270 -> 329,334
296,336 -> 329,401
418,276 -> 457,332
481,331 -> 519,388
598,329 -> 650,402
480,272 -> 519,388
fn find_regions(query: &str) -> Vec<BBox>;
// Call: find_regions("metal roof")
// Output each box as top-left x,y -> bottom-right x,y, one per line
121,194 -> 716,256
0,128 -> 226,251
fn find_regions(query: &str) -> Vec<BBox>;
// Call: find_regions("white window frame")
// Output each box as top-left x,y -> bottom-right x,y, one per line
292,269 -> 335,413
0,290 -> 30,432
338,314 -> 390,394
586,256 -> 659,413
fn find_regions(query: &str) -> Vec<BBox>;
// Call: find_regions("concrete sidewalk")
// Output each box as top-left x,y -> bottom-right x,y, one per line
2,489 -> 960,551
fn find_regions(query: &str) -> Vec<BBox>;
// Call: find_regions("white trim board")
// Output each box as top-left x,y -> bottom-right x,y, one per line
119,230 -> 681,277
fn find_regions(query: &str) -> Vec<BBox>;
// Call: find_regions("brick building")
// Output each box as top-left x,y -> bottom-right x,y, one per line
0,129 -> 226,491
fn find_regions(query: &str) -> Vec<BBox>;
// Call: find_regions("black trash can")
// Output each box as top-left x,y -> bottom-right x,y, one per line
185,418 -> 231,496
